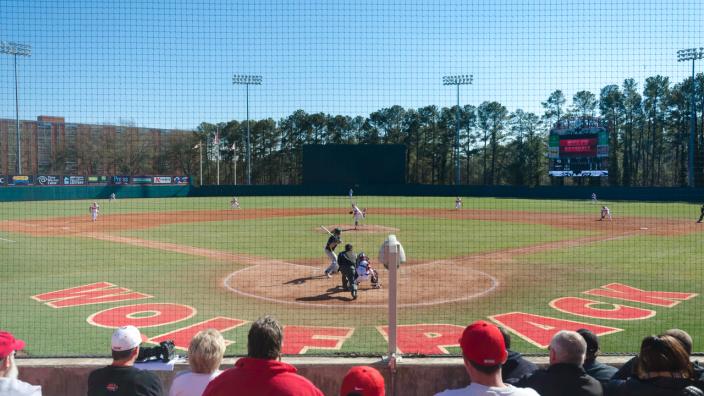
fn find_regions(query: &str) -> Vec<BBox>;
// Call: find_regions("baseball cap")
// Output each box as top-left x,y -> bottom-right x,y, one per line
340,366 -> 385,396
459,320 -> 507,366
111,326 -> 142,351
0,331 -> 25,359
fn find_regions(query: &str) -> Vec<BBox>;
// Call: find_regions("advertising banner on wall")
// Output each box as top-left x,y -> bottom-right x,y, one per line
87,176 -> 108,184
63,176 -> 85,185
112,176 -> 130,185
153,176 -> 172,184
131,176 -> 152,184
0,176 -> 6,185
10,175 -> 33,185
36,175 -> 61,185
173,176 -> 190,185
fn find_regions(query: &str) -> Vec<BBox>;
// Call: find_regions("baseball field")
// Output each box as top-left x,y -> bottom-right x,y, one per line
1,196 -> 702,357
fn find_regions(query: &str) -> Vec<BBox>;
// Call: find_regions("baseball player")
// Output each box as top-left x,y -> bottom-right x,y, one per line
455,196 -> 462,209
89,201 -> 100,222
600,205 -> 612,221
350,204 -> 365,230
355,252 -> 381,289
591,193 -> 597,203
323,228 -> 342,277
109,192 -> 116,201
348,188 -> 353,200
337,243 -> 358,299
230,196 -> 240,209
697,204 -> 704,223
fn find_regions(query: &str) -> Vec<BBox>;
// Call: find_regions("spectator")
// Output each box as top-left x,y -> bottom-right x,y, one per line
202,315 -> 323,396
87,325 -> 164,396
577,329 -> 617,383
0,331 -> 41,395
498,326 -> 538,384
340,366 -> 385,396
607,335 -> 704,396
434,320 -> 539,395
612,329 -> 704,380
518,330 -> 602,396
169,329 -> 226,396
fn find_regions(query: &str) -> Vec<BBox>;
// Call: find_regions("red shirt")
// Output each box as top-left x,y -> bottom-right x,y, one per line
202,357 -> 323,396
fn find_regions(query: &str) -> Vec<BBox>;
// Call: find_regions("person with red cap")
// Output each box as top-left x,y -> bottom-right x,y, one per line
340,366 -> 385,396
0,331 -> 42,395
434,320 -> 539,396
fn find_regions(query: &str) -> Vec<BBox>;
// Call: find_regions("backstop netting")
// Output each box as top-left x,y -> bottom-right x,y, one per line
1,0 -> 703,358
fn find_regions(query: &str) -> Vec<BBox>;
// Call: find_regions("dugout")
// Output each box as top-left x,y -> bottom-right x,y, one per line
302,144 -> 406,185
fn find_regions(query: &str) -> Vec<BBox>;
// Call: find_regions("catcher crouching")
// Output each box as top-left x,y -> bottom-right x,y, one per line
355,252 -> 381,289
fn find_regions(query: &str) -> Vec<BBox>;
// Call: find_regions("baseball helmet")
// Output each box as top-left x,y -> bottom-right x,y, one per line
333,228 -> 342,234
357,252 -> 368,260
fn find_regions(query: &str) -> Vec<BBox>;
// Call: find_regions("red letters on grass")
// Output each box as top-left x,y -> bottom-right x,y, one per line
88,303 -> 196,328
282,326 -> 354,354
377,324 -> 464,354
550,297 -> 655,320
32,282 -> 151,308
490,312 -> 622,348
583,283 -> 697,307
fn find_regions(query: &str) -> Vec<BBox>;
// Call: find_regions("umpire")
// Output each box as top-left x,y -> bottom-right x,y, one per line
337,244 -> 358,300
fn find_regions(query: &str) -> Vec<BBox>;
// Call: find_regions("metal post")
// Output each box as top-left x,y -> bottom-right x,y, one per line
216,126 -> 220,186
1,41 -> 31,174
387,240 -> 398,396
246,84 -> 251,185
199,143 -> 203,187
233,142 -> 237,185
443,75 -> 472,186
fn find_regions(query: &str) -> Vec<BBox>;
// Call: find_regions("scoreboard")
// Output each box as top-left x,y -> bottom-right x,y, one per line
548,117 -> 609,177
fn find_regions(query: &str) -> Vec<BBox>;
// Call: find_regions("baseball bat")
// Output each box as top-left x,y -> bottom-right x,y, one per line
320,225 -> 335,237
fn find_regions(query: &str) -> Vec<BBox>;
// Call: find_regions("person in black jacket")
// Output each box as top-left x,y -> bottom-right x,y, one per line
577,329 -> 617,384
337,244 -> 358,299
517,330 -> 603,396
607,334 -> 704,396
498,326 -> 538,384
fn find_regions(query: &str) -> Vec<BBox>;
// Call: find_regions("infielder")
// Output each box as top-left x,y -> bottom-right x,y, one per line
89,201 -> 100,222
323,228 -> 342,277
230,196 -> 240,209
600,206 -> 612,221
697,204 -> 704,223
350,204 -> 365,230
455,196 -> 462,209
355,252 -> 381,289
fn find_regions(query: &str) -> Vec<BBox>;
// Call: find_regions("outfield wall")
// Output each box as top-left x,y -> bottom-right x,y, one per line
0,183 -> 703,202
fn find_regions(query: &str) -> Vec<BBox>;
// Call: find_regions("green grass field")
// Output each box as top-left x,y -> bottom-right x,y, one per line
1,196 -> 702,357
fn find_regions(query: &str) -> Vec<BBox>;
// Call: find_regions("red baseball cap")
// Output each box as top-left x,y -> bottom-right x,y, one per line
340,366 -> 385,396
0,331 -> 26,359
459,320 -> 507,366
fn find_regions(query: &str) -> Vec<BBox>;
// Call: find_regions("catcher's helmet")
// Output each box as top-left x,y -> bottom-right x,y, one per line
357,251 -> 368,260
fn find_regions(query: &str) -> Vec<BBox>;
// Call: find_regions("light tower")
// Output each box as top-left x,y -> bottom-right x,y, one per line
1,41 -> 32,174
232,74 -> 262,185
677,47 -> 704,187
443,74 -> 473,185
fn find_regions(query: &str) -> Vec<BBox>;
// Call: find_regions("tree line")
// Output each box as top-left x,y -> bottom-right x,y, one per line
55,73 -> 704,187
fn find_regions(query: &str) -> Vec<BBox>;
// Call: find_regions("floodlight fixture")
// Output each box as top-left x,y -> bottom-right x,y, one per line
443,74 -> 474,185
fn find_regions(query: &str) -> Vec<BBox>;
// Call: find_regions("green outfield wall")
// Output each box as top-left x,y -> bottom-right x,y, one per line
0,183 -> 702,202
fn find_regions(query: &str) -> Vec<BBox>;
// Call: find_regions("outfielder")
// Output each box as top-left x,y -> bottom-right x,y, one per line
323,228 -> 342,277
89,201 -> 100,222
230,196 -> 240,209
109,192 -> 116,201
455,196 -> 462,209
697,204 -> 704,223
591,193 -> 597,203
355,252 -> 381,289
350,204 -> 365,230
600,205 -> 612,221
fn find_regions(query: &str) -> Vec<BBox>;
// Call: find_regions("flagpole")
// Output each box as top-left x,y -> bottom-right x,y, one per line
216,125 -> 220,186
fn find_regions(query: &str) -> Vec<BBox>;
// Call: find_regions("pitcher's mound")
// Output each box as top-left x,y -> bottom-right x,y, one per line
318,224 -> 399,234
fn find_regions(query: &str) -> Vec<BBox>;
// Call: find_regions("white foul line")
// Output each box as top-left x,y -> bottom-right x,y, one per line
0,237 -> 16,243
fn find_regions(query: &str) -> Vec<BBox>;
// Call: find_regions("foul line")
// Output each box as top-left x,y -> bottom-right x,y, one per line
0,237 -> 16,243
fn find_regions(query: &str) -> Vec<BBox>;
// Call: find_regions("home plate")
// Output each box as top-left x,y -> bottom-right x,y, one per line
639,227 -> 648,230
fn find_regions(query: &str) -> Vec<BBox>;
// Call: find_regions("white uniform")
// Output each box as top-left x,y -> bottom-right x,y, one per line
455,197 -> 462,209
591,193 -> 597,203
600,206 -> 612,221
230,197 -> 240,209
109,193 -> 116,201
352,205 -> 364,229
90,202 -> 100,222
355,259 -> 380,288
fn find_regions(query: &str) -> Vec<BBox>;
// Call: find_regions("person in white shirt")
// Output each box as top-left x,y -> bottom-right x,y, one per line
0,331 -> 42,396
434,320 -> 539,396
169,329 -> 226,396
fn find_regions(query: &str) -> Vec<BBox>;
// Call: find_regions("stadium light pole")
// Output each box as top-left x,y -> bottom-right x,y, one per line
1,41 -> 32,174
678,47 -> 704,188
233,74 -> 262,185
443,74 -> 473,185
193,142 -> 203,186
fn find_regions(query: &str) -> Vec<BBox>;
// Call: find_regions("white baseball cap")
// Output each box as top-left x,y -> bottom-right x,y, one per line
111,325 -> 142,351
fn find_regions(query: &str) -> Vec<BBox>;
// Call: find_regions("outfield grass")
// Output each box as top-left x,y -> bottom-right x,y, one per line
1,196 -> 702,357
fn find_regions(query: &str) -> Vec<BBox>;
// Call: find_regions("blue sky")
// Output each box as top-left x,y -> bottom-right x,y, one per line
1,0 -> 702,129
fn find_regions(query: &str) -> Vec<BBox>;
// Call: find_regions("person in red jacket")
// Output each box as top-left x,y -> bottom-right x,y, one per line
202,315 -> 323,396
